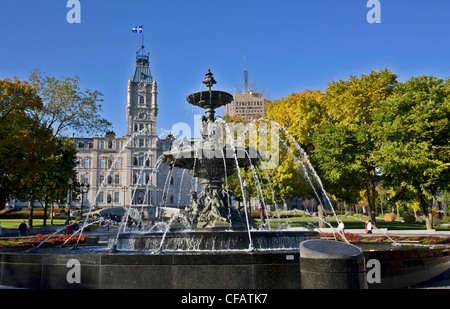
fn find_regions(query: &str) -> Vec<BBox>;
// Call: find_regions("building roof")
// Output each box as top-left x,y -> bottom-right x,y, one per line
131,46 -> 152,85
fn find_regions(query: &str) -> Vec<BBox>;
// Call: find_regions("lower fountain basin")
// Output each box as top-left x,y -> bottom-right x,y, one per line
111,230 -> 320,252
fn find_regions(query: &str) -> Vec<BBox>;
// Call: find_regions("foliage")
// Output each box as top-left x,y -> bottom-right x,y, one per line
266,89 -> 326,153
311,69 -> 398,222
374,75 -> 450,229
28,68 -> 111,137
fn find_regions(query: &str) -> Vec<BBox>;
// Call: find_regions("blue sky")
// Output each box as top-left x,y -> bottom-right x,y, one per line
1,0 -> 449,137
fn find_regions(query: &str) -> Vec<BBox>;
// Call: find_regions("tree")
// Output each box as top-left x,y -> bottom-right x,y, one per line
0,78 -> 43,206
311,69 -> 398,223
266,90 -> 326,154
374,75 -> 450,229
28,68 -> 111,137
34,137 -> 79,225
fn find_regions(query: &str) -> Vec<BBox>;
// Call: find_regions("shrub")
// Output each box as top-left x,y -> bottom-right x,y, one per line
384,213 -> 396,221
403,214 -> 416,223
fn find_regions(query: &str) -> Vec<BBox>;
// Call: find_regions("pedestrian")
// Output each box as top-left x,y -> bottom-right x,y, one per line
338,220 -> 345,234
365,220 -> 373,234
19,220 -> 27,236
65,220 -> 73,235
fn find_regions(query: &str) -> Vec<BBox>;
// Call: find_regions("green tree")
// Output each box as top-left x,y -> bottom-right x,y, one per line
0,78 -> 43,206
312,69 -> 398,223
34,137 -> 79,225
28,68 -> 111,137
266,90 -> 326,153
374,75 -> 450,229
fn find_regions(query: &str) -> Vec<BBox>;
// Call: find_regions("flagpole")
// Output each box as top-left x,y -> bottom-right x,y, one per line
141,25 -> 144,49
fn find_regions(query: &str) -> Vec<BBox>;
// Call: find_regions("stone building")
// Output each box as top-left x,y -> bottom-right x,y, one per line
8,45 -> 194,215
72,45 -> 194,215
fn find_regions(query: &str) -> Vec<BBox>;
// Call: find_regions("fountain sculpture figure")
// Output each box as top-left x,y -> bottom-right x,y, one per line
161,69 -> 257,230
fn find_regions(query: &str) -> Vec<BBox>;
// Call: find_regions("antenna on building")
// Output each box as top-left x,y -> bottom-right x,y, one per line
244,54 -> 248,93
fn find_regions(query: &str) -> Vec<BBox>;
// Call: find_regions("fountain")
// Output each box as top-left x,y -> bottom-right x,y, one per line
111,69 -> 319,252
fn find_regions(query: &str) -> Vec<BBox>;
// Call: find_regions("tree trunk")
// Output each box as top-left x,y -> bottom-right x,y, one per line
418,191 -> 433,230
366,185 -> 377,224
318,203 -> 325,228
43,195 -> 48,226
28,190 -> 35,229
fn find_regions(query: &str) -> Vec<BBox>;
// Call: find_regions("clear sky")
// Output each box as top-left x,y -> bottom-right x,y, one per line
1,0 -> 449,138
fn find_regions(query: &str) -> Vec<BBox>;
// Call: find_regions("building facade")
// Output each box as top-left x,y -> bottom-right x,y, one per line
225,92 -> 269,121
71,46 -> 195,215
224,68 -> 269,120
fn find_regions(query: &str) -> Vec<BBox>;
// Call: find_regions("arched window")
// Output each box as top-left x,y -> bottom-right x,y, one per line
139,96 -> 144,105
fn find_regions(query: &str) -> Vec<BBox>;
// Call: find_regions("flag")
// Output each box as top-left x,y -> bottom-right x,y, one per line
132,25 -> 143,33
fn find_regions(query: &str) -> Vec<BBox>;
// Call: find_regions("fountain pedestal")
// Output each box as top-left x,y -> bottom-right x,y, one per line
161,69 -> 257,230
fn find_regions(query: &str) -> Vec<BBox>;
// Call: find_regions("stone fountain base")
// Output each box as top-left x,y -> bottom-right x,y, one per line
111,230 -> 319,251
0,241 -> 448,289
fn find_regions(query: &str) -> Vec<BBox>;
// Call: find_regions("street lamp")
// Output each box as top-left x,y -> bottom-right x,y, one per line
67,178 -> 73,223
79,183 -> 90,220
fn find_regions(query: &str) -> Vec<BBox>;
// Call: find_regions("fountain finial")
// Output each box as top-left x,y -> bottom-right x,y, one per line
202,69 -> 217,91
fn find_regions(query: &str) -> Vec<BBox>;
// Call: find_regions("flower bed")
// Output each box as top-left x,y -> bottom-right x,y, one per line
0,233 -> 86,248
322,233 -> 450,245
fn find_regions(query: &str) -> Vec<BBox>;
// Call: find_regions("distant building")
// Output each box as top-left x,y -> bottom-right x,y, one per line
225,67 -> 269,120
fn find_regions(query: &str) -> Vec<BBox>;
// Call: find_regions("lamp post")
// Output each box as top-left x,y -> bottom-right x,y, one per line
79,183 -> 90,220
67,178 -> 73,224
122,186 -> 127,207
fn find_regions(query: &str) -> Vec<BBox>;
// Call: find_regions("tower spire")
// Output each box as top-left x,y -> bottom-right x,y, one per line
244,54 -> 248,93
131,25 -> 152,85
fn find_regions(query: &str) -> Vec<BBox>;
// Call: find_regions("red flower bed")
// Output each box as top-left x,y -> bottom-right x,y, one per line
321,233 -> 450,245
0,233 -> 86,248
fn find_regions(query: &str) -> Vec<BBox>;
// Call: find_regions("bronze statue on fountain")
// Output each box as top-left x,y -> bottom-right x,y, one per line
161,70 -> 257,229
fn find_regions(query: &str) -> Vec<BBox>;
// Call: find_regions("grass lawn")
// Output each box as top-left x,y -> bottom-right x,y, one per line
256,215 -> 450,231
0,219 -> 67,229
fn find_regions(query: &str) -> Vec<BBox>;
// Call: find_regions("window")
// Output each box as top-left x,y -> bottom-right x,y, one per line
100,141 -> 105,149
82,174 -> 89,185
115,159 -> 121,169
139,124 -> 144,131
115,174 -> 120,185
83,158 -> 89,168
99,174 -> 104,184
114,192 -> 120,203
138,157 -> 144,166
137,191 -> 145,204
100,159 -> 106,169
98,192 -> 104,203
140,96 -> 145,105
139,139 -> 144,147
116,142 -> 120,150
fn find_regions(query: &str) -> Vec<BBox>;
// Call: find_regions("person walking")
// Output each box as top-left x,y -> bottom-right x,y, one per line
19,220 -> 27,236
338,220 -> 345,234
365,220 -> 373,234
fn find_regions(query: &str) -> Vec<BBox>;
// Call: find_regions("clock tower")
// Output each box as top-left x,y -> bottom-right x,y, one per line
126,45 -> 158,206
126,45 -> 158,137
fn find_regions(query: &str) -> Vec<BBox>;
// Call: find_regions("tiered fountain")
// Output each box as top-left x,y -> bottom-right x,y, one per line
111,69 -> 319,252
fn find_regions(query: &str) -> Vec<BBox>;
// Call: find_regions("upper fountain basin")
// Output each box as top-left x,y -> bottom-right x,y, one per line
186,90 -> 233,110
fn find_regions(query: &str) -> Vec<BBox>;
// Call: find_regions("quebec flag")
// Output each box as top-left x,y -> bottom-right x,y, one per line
132,25 -> 143,33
